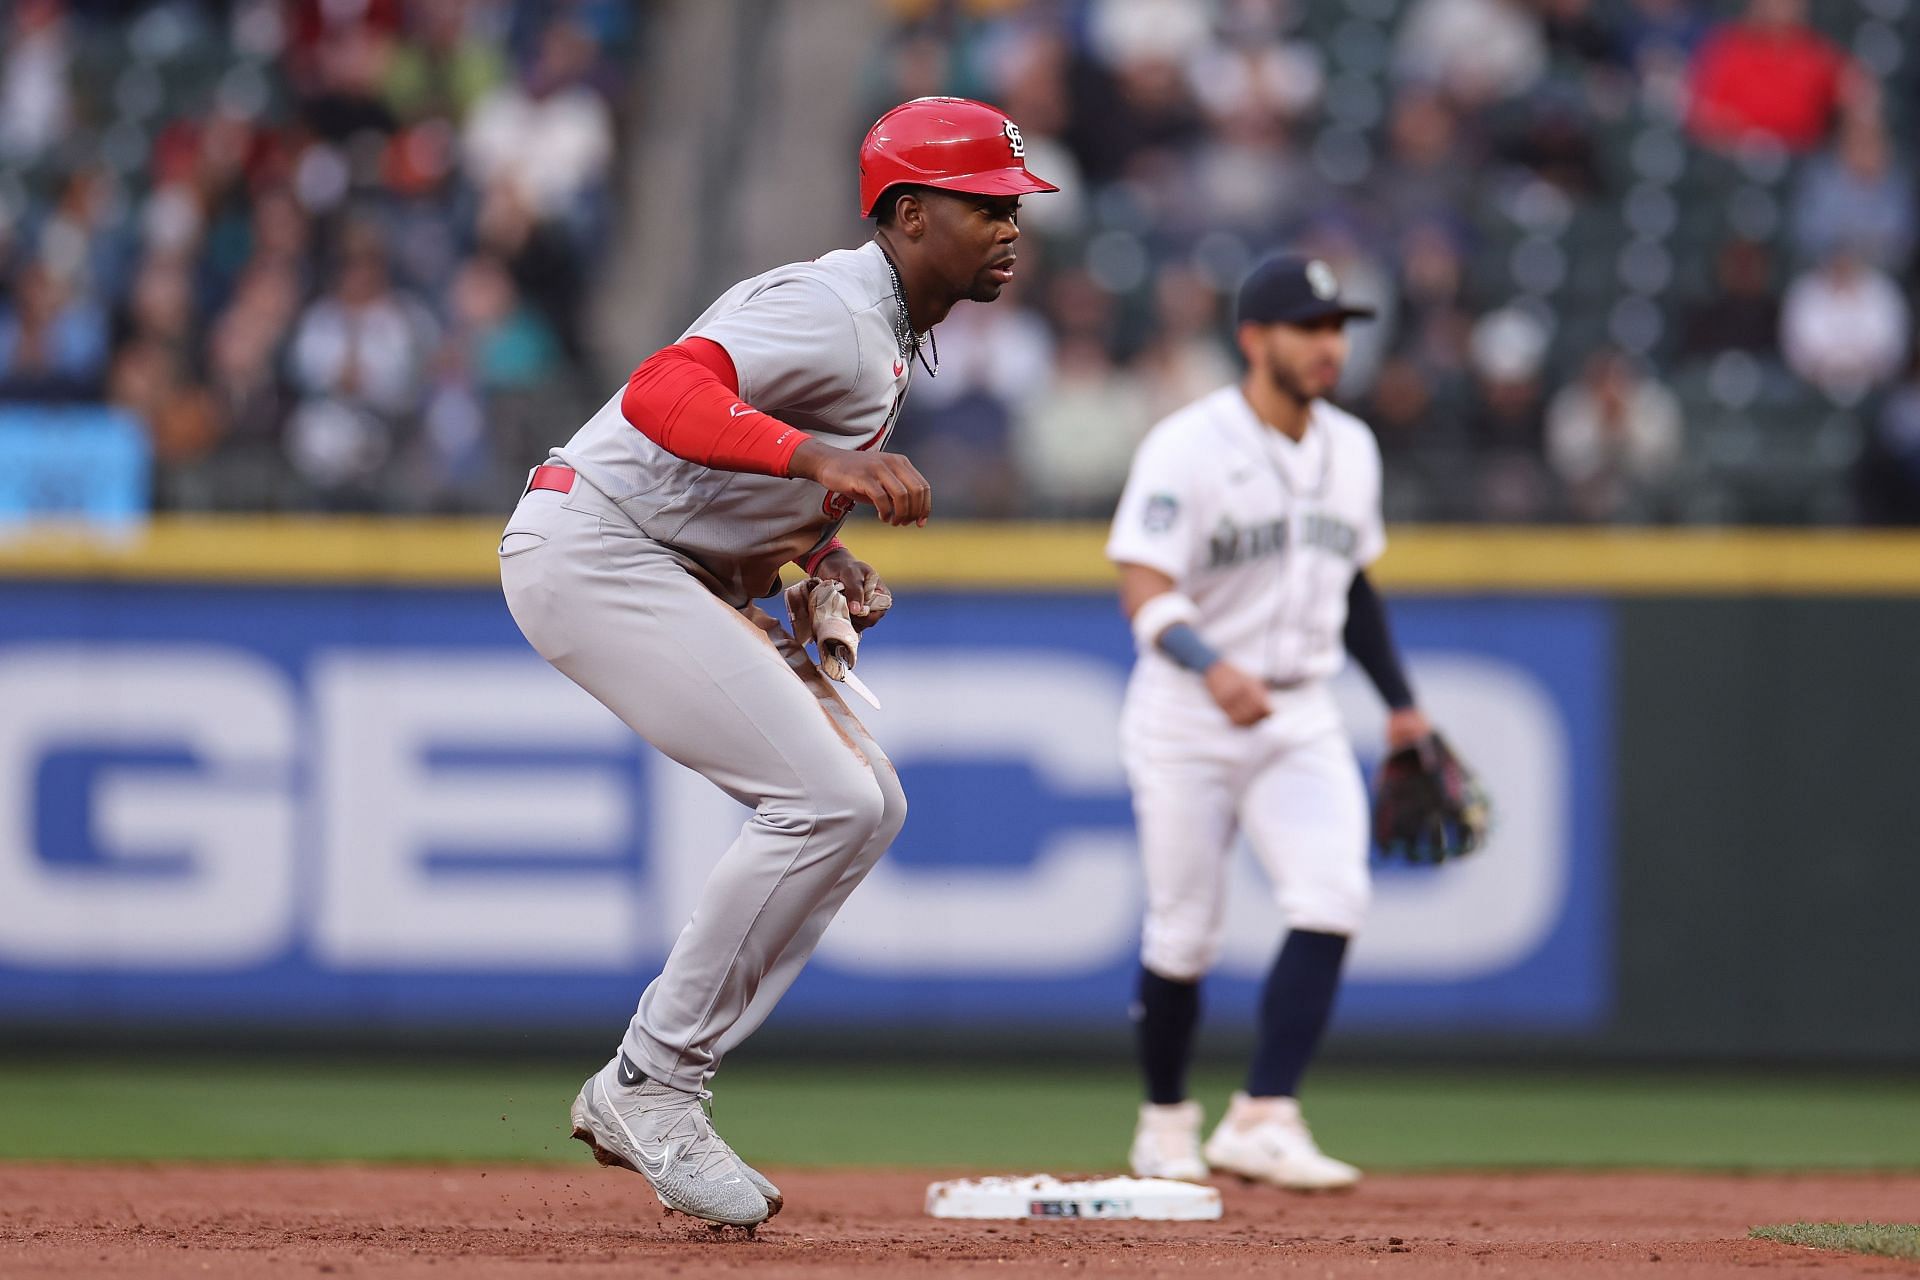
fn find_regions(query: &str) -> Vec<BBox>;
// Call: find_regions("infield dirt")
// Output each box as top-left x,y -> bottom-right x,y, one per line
4,1165 -> 1916,1277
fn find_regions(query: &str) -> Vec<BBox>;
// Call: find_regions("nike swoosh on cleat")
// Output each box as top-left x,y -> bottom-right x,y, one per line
636,1141 -> 673,1178
617,1053 -> 645,1088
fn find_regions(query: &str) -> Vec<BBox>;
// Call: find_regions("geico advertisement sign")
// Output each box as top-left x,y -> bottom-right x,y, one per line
0,645 -> 1568,982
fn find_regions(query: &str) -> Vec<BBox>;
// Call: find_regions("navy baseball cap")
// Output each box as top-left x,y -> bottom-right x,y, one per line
1235,254 -> 1376,327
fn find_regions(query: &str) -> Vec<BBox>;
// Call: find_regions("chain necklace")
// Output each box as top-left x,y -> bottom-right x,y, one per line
1257,410 -> 1333,499
878,244 -> 938,378
1242,389 -> 1332,498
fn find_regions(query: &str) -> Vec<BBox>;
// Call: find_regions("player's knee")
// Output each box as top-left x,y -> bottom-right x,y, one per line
1140,926 -> 1216,983
812,765 -> 891,842
870,764 -> 908,846
1279,874 -> 1370,936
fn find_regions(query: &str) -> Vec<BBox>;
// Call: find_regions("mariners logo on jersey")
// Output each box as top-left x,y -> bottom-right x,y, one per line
1207,516 -> 1287,569
1302,512 -> 1361,559
1106,386 -> 1386,689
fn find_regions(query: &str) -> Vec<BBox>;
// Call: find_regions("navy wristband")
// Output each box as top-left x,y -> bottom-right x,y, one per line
1157,622 -> 1221,674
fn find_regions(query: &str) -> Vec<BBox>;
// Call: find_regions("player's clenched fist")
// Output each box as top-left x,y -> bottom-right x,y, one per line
1204,660 -> 1272,726
810,546 -> 893,630
790,441 -> 932,526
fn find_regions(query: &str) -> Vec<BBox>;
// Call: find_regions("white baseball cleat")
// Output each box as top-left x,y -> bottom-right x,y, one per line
1128,1099 -> 1210,1182
1202,1092 -> 1361,1191
704,1123 -> 784,1216
569,1058 -> 771,1227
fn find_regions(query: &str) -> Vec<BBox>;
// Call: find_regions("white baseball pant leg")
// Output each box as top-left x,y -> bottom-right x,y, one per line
1122,683 -> 1245,982
1238,726 -> 1372,936
499,482 -> 906,1092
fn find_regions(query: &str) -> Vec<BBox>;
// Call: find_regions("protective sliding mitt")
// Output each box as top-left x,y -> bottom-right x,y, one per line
785,577 -> 862,680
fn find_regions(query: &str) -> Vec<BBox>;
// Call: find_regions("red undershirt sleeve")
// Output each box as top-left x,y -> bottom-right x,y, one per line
620,337 -> 812,476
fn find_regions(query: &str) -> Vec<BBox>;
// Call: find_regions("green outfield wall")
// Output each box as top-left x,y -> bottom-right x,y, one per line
1608,597 -> 1920,1061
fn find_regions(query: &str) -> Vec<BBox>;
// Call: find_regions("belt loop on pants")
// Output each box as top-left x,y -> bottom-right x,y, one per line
525,464 -> 576,496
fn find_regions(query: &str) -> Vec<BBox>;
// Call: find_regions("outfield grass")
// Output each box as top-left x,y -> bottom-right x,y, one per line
0,1057 -> 1916,1171
1751,1223 -> 1920,1261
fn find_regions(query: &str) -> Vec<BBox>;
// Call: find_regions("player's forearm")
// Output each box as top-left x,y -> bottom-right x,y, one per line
621,339 -> 811,475
1129,589 -> 1222,674
1156,622 -> 1222,673
1120,565 -> 1223,674
1343,570 -> 1415,710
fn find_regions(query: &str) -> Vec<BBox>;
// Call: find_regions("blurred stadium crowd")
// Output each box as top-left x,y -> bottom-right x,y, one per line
0,0 -> 629,512
3,0 -> 1920,523
874,0 -> 1920,523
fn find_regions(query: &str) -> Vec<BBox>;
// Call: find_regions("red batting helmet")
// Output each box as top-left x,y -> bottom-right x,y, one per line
858,97 -> 1059,217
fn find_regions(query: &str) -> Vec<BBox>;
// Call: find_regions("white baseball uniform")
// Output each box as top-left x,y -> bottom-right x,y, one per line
499,241 -> 914,1091
1107,386 -> 1386,981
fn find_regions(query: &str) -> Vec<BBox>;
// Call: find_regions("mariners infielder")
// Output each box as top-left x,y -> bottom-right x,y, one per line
497,97 -> 1054,1228
1108,255 -> 1435,1191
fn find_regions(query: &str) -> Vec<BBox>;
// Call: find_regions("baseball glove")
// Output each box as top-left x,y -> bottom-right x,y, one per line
1371,733 -> 1491,864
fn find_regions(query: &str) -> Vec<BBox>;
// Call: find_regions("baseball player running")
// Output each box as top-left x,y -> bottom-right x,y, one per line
497,97 -> 1054,1228
1108,255 -> 1435,1192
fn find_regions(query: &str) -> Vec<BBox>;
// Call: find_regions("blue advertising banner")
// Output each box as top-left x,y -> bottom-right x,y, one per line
0,407 -> 150,528
0,584 -> 1610,1035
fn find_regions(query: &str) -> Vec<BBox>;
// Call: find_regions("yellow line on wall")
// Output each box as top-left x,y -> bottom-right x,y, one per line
1,519 -> 1919,593
0,518 -> 504,585
1369,528 -> 1920,594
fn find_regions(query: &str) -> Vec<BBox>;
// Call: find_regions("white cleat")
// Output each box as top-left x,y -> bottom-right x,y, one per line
569,1059 -> 771,1227
1202,1092 -> 1361,1191
1128,1099 -> 1210,1182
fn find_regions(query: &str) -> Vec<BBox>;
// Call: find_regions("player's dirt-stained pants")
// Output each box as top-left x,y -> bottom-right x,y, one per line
498,478 -> 906,1093
1120,674 -> 1370,982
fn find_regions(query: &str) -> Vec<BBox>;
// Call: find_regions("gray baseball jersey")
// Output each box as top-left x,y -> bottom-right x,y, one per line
552,240 -> 914,604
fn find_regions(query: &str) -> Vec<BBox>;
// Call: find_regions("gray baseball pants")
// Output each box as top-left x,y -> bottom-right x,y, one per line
498,476 -> 907,1092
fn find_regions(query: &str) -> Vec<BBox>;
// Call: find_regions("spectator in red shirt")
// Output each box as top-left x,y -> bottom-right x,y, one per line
1687,0 -> 1859,152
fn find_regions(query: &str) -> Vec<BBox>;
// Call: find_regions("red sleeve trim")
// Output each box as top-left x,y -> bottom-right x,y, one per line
800,538 -> 847,575
620,339 -> 810,476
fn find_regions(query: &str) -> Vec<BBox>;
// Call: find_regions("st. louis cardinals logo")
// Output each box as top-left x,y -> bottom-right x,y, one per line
1002,119 -> 1025,159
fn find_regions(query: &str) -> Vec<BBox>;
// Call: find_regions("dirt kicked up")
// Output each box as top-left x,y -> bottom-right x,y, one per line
4,1165 -> 1917,1278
